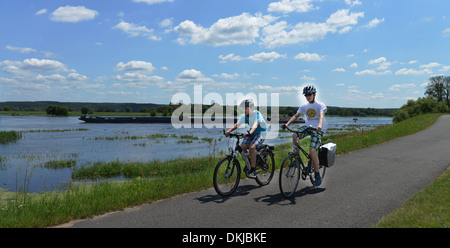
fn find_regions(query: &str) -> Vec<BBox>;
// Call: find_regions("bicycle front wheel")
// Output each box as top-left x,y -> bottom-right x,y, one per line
279,154 -> 301,198
255,151 -> 275,186
213,156 -> 241,197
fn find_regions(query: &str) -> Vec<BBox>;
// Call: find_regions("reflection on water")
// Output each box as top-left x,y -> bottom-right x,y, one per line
0,115 -> 392,192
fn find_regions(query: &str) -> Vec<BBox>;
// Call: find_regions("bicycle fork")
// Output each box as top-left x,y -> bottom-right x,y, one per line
224,155 -> 237,179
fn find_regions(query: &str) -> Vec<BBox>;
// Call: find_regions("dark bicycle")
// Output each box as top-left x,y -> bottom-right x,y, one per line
213,130 -> 275,197
279,126 -> 327,198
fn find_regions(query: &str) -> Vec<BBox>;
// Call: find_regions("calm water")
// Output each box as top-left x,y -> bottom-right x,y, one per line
0,115 -> 392,192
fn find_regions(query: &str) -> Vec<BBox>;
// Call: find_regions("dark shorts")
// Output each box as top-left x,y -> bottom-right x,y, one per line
297,126 -> 323,150
242,133 -> 265,147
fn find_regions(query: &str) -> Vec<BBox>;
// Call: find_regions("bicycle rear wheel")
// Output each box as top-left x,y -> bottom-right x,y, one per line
255,151 -> 275,186
213,156 -> 241,197
279,154 -> 301,198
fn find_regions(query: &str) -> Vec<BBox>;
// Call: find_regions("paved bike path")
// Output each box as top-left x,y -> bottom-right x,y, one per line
58,115 -> 450,228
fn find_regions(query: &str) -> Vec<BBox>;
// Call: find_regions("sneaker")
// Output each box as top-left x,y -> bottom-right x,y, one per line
248,168 -> 257,179
314,172 -> 322,187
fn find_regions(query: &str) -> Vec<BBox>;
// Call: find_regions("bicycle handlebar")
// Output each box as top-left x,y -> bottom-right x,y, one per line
223,129 -> 244,138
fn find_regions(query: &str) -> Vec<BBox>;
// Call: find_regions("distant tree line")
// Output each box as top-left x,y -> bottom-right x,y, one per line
393,75 -> 450,123
1,101 -> 397,118
1,99 -> 398,118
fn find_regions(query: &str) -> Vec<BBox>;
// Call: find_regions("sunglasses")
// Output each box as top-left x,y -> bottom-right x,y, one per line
304,94 -> 313,97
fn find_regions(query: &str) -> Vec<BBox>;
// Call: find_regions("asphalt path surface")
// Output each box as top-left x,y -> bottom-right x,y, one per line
58,115 -> 450,228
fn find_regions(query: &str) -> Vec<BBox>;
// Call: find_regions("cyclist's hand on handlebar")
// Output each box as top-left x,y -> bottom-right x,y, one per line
281,124 -> 287,130
224,130 -> 230,137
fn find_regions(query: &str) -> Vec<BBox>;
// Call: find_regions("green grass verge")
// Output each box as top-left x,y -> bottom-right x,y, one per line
0,113 -> 446,227
373,167 -> 449,228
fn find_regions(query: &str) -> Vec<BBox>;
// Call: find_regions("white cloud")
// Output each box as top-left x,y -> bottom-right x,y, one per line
248,52 -> 286,62
294,52 -> 325,61
6,45 -> 56,58
251,85 -> 303,95
345,0 -> 362,6
6,45 -> 36,54
333,68 -> 346,72
1,58 -> 70,73
165,69 -> 216,88
218,54 -> 244,63
395,68 -> 432,76
177,69 -> 204,80
132,0 -> 174,5
354,69 -> 392,76
35,9 -> 47,15
300,75 -> 316,81
50,6 -> 98,23
389,83 -> 416,91
218,52 -> 285,63
67,73 -> 88,82
440,65 -> 450,72
368,57 -> 391,70
443,28 -> 450,37
0,58 -> 98,96
175,13 -> 277,46
371,93 -> 384,99
326,9 -> 364,29
174,6 -> 363,48
364,18 -> 385,29
160,18 -> 173,27
338,26 -> 352,34
420,62 -> 441,69
213,73 -> 240,80
114,61 -> 156,74
113,21 -> 161,40
350,62 -> 358,68
113,73 -> 164,88
261,9 -> 364,48
354,57 -> 393,75
267,0 -> 318,14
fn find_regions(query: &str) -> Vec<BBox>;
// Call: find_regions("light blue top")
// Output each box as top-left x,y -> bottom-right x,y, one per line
238,110 -> 267,134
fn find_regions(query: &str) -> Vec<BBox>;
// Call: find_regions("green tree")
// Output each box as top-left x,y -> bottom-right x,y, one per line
46,105 -> 69,116
81,106 -> 91,115
425,76 -> 445,102
445,76 -> 450,107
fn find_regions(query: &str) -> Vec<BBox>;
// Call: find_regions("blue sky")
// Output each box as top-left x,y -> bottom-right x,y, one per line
1,0 -> 450,108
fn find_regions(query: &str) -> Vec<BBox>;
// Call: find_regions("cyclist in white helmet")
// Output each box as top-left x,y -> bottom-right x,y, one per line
282,85 -> 328,186
225,99 -> 268,179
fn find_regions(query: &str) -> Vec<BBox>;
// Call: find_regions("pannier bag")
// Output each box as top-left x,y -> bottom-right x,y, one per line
318,143 -> 337,167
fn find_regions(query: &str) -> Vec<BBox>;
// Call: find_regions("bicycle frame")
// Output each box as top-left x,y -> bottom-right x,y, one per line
223,129 -> 273,176
283,125 -> 322,178
285,126 -> 315,159
223,130 -> 251,173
